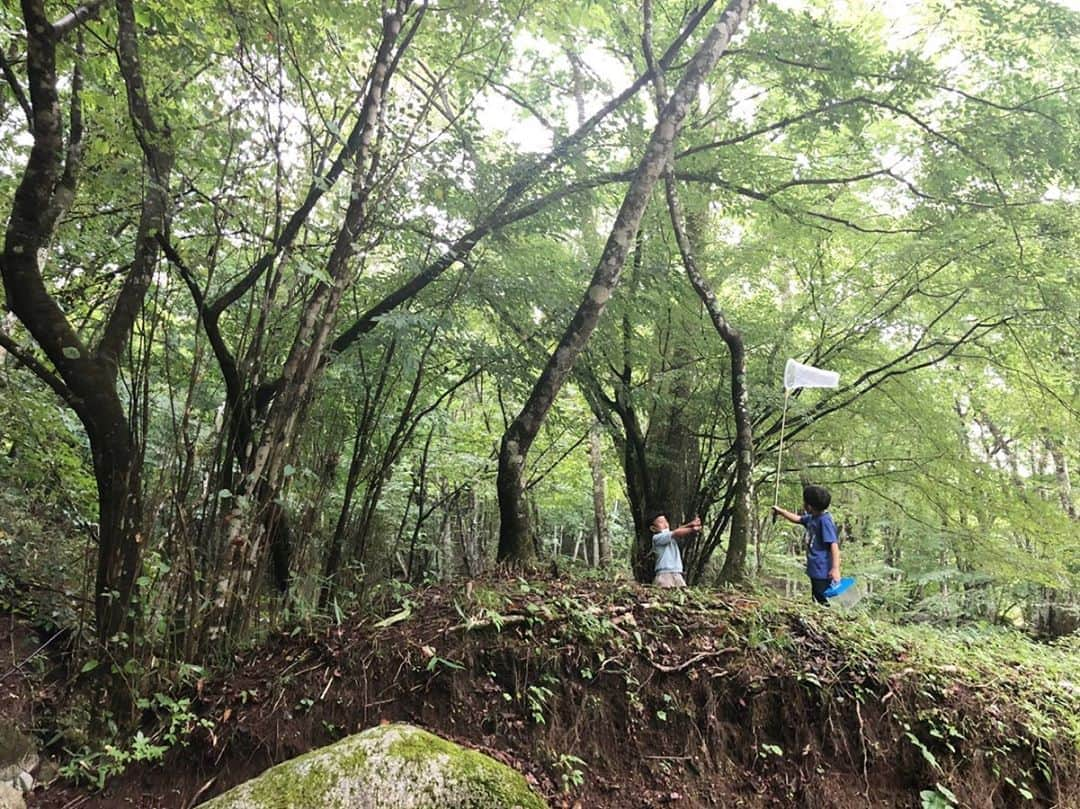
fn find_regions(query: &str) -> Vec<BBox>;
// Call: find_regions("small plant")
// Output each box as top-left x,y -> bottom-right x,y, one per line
129,731 -> 169,761
141,693 -> 213,746
61,690 -> 218,788
919,783 -> 958,808
903,726 -> 942,773
554,753 -> 586,792
624,672 -> 644,715
1003,776 -> 1035,800
60,746 -> 129,790
655,691 -> 680,722
425,654 -> 465,673
526,684 -> 554,724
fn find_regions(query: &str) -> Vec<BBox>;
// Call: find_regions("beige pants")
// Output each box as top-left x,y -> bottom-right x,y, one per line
654,572 -> 686,588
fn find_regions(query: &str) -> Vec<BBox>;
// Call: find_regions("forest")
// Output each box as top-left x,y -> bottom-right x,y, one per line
0,0 -> 1077,807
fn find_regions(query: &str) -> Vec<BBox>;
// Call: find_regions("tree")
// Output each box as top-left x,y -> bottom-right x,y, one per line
2,0 -> 171,647
0,0 -> 1075,664
497,0 -> 756,563
643,0 -> 754,583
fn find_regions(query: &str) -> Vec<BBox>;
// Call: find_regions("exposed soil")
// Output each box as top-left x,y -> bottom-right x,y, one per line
19,576 -> 1080,808
1,613 -> 39,728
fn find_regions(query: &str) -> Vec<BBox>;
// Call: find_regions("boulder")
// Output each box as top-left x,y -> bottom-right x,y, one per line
199,723 -> 548,809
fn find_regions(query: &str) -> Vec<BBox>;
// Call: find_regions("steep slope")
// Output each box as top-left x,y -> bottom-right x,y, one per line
31,577 -> 1080,808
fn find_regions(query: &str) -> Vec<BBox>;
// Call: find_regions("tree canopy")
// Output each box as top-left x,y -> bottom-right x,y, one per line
1,0 -> 1077,669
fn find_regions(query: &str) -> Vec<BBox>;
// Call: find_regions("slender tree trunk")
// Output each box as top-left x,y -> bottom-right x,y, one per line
439,485 -> 455,582
316,344 -> 398,610
716,334 -> 753,583
643,0 -> 753,584
1045,436 -> 1077,520
318,427 -> 365,611
215,4 -> 410,634
588,422 -> 609,567
497,0 -> 755,563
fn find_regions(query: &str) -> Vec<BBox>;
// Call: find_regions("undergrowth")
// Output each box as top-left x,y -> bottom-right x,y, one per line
24,577 -> 1080,808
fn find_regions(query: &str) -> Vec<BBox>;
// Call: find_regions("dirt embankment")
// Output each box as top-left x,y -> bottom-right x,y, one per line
24,578 -> 1080,808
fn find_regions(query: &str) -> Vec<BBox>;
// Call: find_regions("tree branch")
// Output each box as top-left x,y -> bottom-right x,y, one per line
51,0 -> 109,40
676,97 -> 865,160
1,0 -> 87,377
97,0 -> 174,371
732,49 -> 1070,127
43,30 -> 84,235
762,311 -> 1029,455
208,3 -> 426,317
0,48 -> 33,132
0,333 -> 78,409
324,1 -> 725,358
155,234 -> 246,400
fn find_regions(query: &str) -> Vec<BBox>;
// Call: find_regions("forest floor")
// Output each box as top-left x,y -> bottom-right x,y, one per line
9,575 -> 1080,808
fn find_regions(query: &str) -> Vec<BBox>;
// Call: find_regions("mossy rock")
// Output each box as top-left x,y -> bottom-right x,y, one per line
199,723 -> 548,809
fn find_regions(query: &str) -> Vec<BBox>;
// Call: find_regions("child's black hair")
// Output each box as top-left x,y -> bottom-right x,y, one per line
646,510 -> 667,529
802,485 -> 831,512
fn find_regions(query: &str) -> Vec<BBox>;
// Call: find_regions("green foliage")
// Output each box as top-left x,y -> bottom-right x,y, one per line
58,691 -> 214,789
553,752 -> 587,793
0,0 -> 1076,748
822,609 -> 1080,757
525,678 -> 558,725
920,784 -> 958,809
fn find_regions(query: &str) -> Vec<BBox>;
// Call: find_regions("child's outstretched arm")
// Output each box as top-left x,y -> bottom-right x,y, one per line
771,505 -> 802,525
671,517 -> 702,539
829,542 -> 841,584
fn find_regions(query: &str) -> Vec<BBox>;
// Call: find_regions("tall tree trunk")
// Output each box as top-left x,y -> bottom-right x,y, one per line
672,202 -> 753,583
1,0 -> 171,647
497,0 -> 755,563
646,0 -> 753,582
1044,436 -> 1077,520
588,422 -> 610,567
615,242 -> 656,583
215,3 -> 410,634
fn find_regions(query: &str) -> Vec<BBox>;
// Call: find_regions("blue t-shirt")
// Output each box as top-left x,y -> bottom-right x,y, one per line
652,529 -> 683,575
800,512 -> 838,579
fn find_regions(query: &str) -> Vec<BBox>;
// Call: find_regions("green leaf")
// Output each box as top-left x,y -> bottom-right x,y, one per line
80,659 -> 99,674
934,783 -> 958,803
373,605 -> 412,628
905,733 -> 941,772
920,790 -> 954,809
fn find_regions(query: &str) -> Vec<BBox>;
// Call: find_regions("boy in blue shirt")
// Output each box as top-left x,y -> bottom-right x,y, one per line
648,511 -> 701,588
772,485 -> 840,605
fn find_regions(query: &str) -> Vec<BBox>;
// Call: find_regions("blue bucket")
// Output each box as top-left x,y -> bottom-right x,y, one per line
823,577 -> 860,606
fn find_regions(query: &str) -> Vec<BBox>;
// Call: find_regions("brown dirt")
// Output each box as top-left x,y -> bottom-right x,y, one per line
22,577 -> 1080,808
1,613 -> 38,726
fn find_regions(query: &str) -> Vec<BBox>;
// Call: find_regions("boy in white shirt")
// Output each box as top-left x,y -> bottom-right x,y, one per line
648,511 -> 701,587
